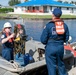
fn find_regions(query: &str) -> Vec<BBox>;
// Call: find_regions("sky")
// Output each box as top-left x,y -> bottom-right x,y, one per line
0,0 -> 76,6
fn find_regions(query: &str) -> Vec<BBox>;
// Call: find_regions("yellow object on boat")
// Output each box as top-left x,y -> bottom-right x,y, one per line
14,37 -> 20,41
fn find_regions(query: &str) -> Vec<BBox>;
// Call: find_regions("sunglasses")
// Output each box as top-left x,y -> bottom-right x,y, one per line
6,27 -> 11,29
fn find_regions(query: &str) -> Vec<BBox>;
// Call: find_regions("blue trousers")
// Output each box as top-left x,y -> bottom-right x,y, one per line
45,42 -> 68,75
2,48 -> 14,61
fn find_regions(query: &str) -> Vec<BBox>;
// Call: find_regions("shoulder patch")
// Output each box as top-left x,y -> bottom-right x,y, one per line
1,35 -> 5,39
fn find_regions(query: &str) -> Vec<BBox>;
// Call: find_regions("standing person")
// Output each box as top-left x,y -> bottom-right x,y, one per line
41,8 -> 69,75
1,22 -> 15,61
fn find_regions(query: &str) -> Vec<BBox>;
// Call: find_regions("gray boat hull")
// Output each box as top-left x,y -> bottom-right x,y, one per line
0,40 -> 75,75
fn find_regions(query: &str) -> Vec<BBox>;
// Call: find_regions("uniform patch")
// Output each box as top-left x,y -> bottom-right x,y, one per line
1,35 -> 5,39
52,27 -> 57,35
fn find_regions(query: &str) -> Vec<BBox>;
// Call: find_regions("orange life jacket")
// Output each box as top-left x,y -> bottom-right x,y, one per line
5,32 -> 14,43
53,18 -> 65,35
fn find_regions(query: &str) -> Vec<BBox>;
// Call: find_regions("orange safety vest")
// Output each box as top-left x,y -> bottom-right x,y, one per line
5,32 -> 14,43
53,18 -> 65,35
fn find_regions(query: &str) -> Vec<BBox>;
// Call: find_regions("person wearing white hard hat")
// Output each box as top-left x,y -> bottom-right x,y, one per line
1,22 -> 15,61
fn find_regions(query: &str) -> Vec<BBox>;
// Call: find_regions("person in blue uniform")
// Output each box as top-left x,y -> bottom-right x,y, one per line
41,8 -> 69,75
1,22 -> 15,61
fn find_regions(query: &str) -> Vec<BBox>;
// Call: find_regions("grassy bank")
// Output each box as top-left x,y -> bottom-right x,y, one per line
19,14 -> 76,19
0,13 -> 76,19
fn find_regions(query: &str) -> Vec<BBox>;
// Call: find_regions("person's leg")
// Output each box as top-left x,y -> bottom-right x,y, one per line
45,45 -> 57,75
46,55 -> 57,75
57,45 -> 68,75
10,49 -> 14,60
2,48 -> 11,61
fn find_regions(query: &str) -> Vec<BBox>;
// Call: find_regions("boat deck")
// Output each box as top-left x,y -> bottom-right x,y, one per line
68,67 -> 76,75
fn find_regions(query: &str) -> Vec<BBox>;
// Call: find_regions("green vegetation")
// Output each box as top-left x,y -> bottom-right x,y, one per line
8,0 -> 21,6
19,14 -> 52,19
61,15 -> 76,19
0,13 -> 76,19
0,8 -> 14,13
19,14 -> 76,19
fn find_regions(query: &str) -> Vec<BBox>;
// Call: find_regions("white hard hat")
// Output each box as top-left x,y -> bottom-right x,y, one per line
3,22 -> 12,28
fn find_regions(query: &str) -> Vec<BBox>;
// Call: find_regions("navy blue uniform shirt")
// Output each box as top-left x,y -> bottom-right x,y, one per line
41,21 -> 69,45
1,33 -> 14,49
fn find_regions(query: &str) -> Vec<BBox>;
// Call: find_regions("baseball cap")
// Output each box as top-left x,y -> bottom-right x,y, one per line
52,8 -> 62,17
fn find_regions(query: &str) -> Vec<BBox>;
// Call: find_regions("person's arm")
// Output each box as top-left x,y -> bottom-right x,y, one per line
41,24 -> 49,45
1,33 -> 15,44
64,24 -> 69,43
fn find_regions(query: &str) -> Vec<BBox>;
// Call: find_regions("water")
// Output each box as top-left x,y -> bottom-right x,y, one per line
0,19 -> 76,43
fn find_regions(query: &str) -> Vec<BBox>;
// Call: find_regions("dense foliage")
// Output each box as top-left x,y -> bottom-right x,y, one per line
0,8 -> 14,13
8,0 -> 21,6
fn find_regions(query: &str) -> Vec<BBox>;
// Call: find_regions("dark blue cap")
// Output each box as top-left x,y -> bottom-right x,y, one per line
53,8 -> 62,17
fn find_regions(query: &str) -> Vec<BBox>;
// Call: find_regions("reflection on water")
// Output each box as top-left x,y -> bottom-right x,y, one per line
0,19 -> 76,42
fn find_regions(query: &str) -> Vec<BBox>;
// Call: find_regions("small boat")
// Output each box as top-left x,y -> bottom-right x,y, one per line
0,25 -> 75,75
0,39 -> 75,75
4,17 -> 17,19
64,42 -> 76,68
3,15 -> 18,19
